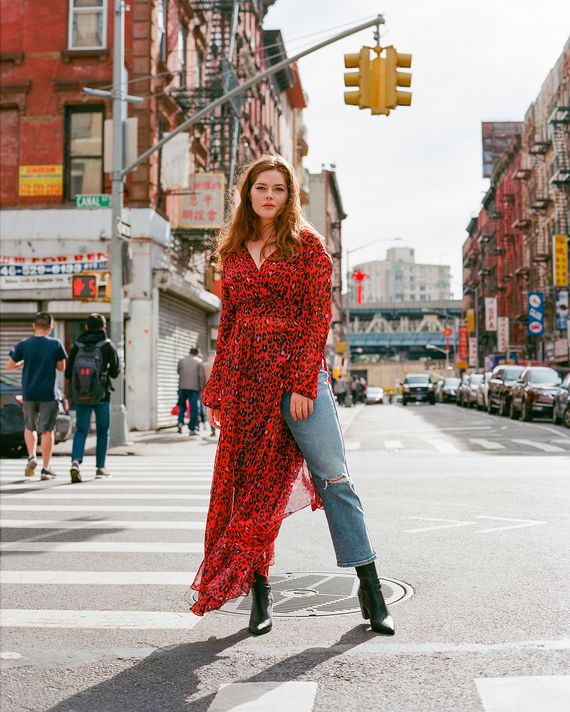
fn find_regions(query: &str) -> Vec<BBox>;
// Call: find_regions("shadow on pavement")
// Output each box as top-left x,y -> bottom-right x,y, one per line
45,624 -> 372,712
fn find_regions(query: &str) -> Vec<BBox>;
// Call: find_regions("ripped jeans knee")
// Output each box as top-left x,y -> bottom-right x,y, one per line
322,473 -> 351,490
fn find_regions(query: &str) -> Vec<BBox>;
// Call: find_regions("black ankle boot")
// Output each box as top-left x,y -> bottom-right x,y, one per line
356,564 -> 395,636
248,572 -> 273,636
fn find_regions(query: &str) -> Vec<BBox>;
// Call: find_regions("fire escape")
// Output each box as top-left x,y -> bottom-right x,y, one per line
527,135 -> 551,290
548,105 -> 570,235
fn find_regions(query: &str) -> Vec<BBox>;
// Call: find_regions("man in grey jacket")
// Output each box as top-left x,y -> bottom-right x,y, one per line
177,347 -> 205,435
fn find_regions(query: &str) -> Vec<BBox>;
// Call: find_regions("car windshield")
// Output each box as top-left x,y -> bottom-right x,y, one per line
504,367 -> 524,380
470,375 -> 484,385
444,378 -> 460,387
0,374 -> 21,388
405,375 -> 430,384
528,368 -> 561,385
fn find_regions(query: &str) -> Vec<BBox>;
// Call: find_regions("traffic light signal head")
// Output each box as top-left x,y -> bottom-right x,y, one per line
384,46 -> 412,109
344,47 -> 372,109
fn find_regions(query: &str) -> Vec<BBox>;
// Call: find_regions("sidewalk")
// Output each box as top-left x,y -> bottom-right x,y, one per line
51,403 -> 364,459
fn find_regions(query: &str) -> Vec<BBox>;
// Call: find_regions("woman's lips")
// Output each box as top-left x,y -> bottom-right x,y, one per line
262,204 -> 275,208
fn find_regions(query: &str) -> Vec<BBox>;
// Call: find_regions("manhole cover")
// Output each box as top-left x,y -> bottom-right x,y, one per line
191,571 -> 413,617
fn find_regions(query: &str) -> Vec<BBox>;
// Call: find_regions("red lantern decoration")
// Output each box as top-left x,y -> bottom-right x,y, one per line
351,270 -> 369,305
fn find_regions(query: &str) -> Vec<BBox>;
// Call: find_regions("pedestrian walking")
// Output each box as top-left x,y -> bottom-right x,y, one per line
176,347 -> 205,436
333,376 -> 347,406
191,154 -> 394,637
6,312 -> 67,480
65,313 -> 120,483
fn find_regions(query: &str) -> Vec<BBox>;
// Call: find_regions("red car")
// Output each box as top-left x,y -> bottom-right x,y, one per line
509,366 -> 562,421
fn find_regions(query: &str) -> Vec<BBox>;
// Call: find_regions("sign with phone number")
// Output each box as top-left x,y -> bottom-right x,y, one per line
0,254 -> 108,290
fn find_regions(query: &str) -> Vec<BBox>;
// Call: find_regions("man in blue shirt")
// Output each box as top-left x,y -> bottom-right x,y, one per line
7,312 -> 67,479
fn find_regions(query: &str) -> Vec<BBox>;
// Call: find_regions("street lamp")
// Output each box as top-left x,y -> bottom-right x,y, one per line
426,343 -> 451,370
344,236 -> 402,406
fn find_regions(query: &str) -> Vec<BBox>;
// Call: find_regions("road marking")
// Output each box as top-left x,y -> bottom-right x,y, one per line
0,477 -> 212,483
0,571 -> 197,585
0,609 -> 201,630
3,493 -> 210,500
384,440 -> 404,450
345,441 -> 360,450
0,504 -> 208,513
0,483 -> 211,491
476,675 -> 570,712
0,542 -> 203,553
511,439 -> 565,452
209,682 -> 319,712
475,516 -> 547,533
469,439 -> 505,450
403,517 -> 474,533
422,438 -> 460,453
0,519 -> 205,530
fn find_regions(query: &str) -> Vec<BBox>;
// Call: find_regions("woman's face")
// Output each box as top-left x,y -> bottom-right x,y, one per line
249,169 -> 289,225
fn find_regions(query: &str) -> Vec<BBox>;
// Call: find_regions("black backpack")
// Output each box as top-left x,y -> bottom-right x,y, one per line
70,339 -> 110,405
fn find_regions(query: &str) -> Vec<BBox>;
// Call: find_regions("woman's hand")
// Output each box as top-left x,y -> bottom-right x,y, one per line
290,392 -> 314,421
206,406 -> 221,430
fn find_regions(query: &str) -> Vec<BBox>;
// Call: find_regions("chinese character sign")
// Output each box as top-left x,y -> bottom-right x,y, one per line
458,326 -> 468,359
553,234 -> 568,288
466,308 -> 475,334
468,337 -> 478,367
497,316 -> 509,353
484,297 -> 497,331
527,291 -> 545,336
178,173 -> 225,229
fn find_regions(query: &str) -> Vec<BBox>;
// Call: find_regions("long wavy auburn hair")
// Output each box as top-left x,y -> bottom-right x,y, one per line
213,154 -> 316,267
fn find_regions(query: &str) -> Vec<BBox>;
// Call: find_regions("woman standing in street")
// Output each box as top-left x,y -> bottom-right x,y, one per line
190,155 -> 394,637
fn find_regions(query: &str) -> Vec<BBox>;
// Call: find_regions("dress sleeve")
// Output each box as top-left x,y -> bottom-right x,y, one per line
290,241 -> 333,400
202,275 -> 236,409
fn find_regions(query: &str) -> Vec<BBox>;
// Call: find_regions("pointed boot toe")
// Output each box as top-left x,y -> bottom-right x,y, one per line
358,584 -> 396,636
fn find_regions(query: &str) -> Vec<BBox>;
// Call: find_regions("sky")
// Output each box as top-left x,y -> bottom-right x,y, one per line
264,0 -> 570,298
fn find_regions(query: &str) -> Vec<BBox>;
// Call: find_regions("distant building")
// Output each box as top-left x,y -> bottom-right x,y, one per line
352,247 -> 451,304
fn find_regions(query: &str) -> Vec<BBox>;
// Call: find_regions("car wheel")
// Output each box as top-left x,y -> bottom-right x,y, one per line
499,397 -> 508,417
522,401 -> 532,422
402,399 -> 407,406
429,397 -> 436,405
510,400 -> 519,420
562,407 -> 570,428
487,399 -> 494,414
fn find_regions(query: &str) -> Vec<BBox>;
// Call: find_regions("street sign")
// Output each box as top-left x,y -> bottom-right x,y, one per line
116,210 -> 131,239
75,194 -> 111,209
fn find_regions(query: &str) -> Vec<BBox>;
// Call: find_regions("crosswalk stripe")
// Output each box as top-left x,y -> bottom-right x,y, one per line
0,505 -> 208,512
0,519 -> 205,530
0,476 -> 212,483
3,493 -> 210,500
0,483 -> 210,491
422,438 -> 460,453
0,542 -> 203,553
476,675 -> 570,712
469,439 -> 505,450
0,609 -> 201,630
0,571 -> 197,585
384,440 -> 404,450
511,439 -> 565,452
209,682 -> 319,712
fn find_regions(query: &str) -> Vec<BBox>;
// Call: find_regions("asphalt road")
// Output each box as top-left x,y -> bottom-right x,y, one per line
0,404 -> 569,712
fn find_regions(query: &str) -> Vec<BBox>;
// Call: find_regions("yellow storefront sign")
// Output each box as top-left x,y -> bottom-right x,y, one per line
553,234 -> 568,287
18,165 -> 63,197
466,308 -> 475,333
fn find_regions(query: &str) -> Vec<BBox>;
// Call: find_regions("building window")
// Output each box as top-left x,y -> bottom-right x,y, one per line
195,48 -> 204,87
65,106 -> 104,200
178,23 -> 187,88
158,0 -> 167,62
68,0 -> 107,50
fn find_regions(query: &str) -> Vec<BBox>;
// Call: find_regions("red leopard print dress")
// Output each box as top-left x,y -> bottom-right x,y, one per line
190,232 -> 332,615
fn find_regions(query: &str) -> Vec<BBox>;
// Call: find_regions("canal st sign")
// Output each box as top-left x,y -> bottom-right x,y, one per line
75,194 -> 111,209
527,291 -> 545,336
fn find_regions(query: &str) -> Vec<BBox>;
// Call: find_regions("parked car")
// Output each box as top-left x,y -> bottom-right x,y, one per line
401,373 -> 436,406
487,364 -> 525,415
0,374 -> 72,456
509,366 -> 562,421
465,373 -> 484,408
552,373 -> 570,428
476,371 -> 493,411
365,386 -> 384,405
456,374 -> 470,406
436,377 -> 460,403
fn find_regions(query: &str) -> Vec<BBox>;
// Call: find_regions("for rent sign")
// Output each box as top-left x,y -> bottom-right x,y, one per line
0,253 -> 109,290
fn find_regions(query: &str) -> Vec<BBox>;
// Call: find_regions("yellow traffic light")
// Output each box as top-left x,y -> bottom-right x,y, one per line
384,46 -> 412,109
344,48 -> 372,109
369,52 -> 389,115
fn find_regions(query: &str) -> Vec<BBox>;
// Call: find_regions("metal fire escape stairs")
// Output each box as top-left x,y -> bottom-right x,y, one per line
548,105 -> 570,236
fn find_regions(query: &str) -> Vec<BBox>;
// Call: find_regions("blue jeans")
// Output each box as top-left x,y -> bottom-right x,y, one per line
71,401 -> 110,469
281,368 -> 377,567
178,389 -> 199,432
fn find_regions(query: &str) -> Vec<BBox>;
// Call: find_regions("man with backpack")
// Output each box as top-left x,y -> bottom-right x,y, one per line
65,313 -> 120,483
6,312 -> 67,479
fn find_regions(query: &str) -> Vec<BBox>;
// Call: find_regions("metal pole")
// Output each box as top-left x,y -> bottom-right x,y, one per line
122,14 -> 385,176
110,0 -> 129,446
345,255 -> 353,407
475,286 -> 480,369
